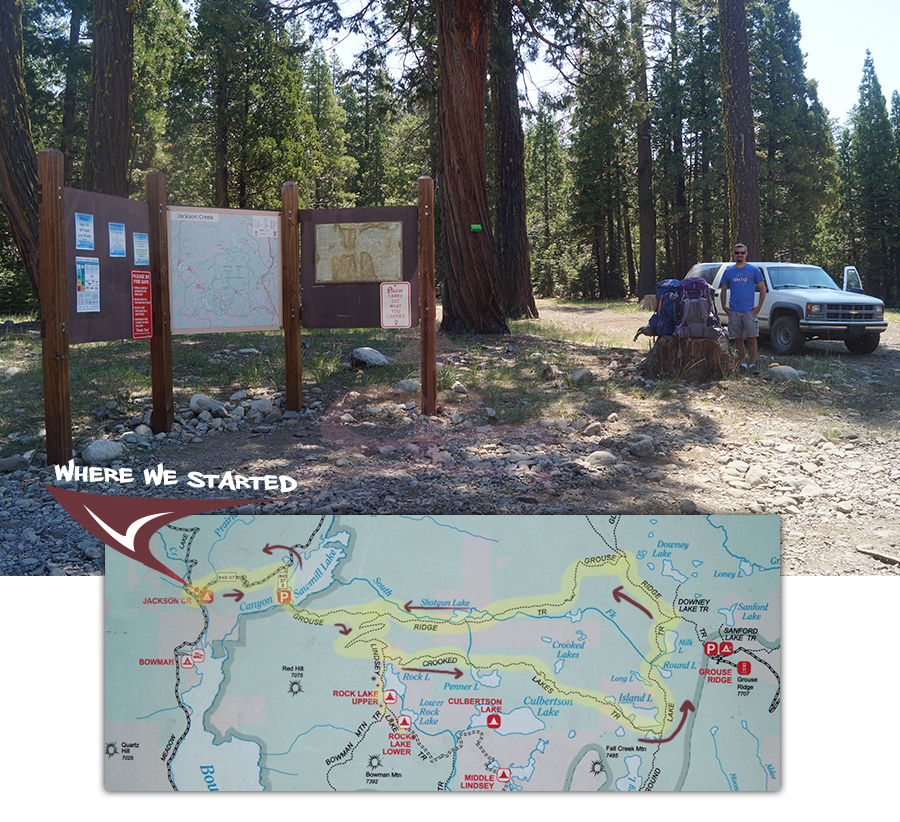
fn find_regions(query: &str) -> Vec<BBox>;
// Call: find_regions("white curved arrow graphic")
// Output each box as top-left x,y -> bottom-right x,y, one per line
82,505 -> 172,552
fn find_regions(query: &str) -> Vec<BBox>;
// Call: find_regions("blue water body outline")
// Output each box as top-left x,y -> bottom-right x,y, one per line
507,737 -> 549,790
741,719 -> 769,790
709,726 -> 733,790
363,514 -> 501,543
704,516 -> 779,573
263,723 -> 359,757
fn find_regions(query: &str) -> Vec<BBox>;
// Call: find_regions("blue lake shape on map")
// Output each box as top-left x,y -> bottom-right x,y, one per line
718,604 -> 739,627
171,646 -> 264,791
615,755 -> 644,791
473,669 -> 501,687
469,707 -> 544,735
661,560 -> 688,583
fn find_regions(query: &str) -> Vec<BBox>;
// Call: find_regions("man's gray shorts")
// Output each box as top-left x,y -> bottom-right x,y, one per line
727,310 -> 759,339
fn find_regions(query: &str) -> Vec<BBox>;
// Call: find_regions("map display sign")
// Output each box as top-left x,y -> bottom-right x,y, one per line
314,221 -> 403,283
300,206 -> 418,329
104,514 -> 780,792
168,207 -> 282,333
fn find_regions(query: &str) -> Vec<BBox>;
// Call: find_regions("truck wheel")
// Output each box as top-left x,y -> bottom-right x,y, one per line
845,333 -> 880,354
770,315 -> 804,355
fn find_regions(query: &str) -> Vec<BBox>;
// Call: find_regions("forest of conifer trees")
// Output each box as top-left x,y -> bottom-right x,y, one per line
1,0 -> 899,316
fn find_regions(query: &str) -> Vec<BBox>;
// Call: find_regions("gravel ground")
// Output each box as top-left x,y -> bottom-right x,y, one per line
2,301 -> 898,577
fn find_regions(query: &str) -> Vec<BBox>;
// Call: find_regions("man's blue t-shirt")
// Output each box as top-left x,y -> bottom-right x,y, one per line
722,263 -> 764,311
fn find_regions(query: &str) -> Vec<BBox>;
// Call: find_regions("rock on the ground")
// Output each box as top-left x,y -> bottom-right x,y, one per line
82,439 -> 126,463
351,347 -> 392,367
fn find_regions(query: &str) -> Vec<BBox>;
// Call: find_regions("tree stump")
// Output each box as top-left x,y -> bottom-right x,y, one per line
641,335 -> 737,382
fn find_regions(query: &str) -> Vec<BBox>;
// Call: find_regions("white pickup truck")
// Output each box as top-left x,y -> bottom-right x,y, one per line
685,262 -> 887,354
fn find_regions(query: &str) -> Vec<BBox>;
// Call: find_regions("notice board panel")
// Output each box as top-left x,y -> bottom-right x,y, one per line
300,206 -> 419,329
64,188 -> 151,344
167,206 -> 282,334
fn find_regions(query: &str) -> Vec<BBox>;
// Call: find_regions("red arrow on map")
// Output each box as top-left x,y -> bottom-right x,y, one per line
639,701 -> 696,744
335,623 -> 352,635
612,585 -> 653,619
263,543 -> 303,570
401,666 -> 464,679
404,600 -> 470,613
222,589 -> 244,602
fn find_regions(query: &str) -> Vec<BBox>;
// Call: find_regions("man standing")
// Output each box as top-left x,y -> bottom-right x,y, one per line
719,243 -> 766,374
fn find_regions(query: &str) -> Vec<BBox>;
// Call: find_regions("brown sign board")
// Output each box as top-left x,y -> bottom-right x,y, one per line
64,187 -> 151,344
300,206 -> 419,328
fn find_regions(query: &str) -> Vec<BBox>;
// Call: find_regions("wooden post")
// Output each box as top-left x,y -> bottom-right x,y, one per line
38,149 -> 71,466
281,182 -> 302,411
418,176 -> 437,416
146,172 -> 174,434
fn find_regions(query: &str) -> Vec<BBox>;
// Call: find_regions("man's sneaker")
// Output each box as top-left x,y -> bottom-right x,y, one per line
748,364 -> 758,375
739,363 -> 749,373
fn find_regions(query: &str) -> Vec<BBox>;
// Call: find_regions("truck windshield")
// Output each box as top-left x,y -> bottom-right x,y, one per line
767,266 -> 840,290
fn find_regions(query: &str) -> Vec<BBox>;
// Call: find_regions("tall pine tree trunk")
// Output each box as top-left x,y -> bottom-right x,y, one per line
718,0 -> 761,255
490,0 -> 537,320
437,0 -> 508,335
669,0 -> 690,275
0,0 -> 39,300
84,0 -> 134,196
632,0 -> 656,297
60,6 -> 83,185
213,50 -> 230,208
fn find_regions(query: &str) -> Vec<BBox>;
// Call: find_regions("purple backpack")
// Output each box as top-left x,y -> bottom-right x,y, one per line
675,277 -> 724,340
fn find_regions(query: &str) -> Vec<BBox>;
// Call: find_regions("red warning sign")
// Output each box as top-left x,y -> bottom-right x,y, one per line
131,270 -> 152,339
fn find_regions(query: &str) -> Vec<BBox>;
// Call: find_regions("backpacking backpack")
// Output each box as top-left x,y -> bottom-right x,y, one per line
675,277 -> 725,340
648,279 -> 682,336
